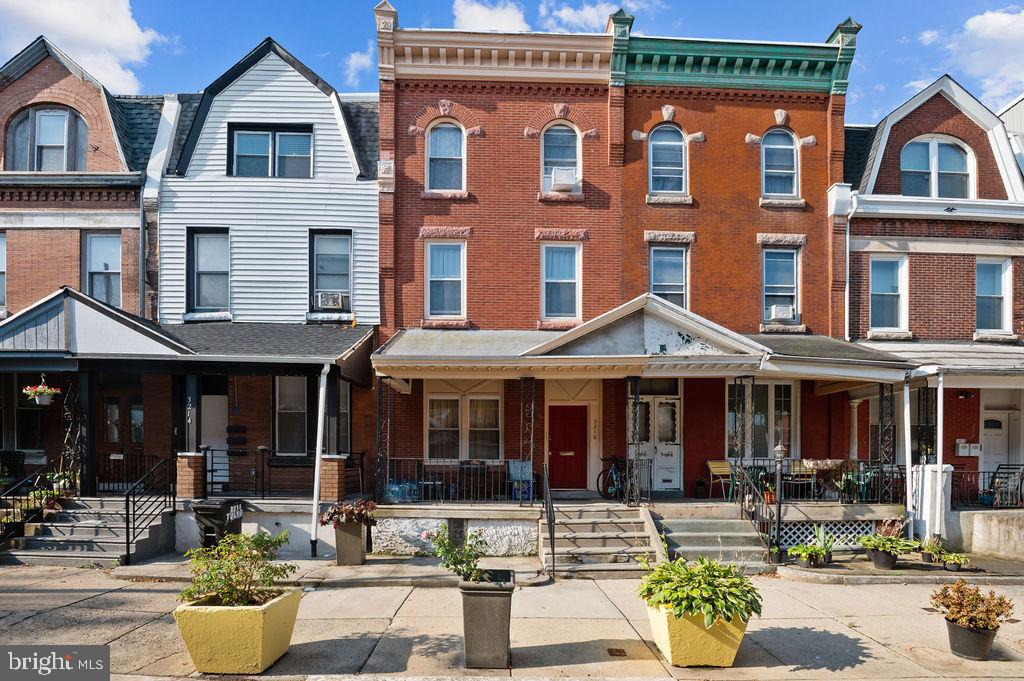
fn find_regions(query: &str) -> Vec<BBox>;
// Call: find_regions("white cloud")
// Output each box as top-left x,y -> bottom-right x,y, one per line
0,0 -> 166,93
343,41 -> 373,89
905,78 -> 934,91
452,0 -> 530,32
539,1 -> 616,32
873,83 -> 886,92
918,29 -> 940,46
943,7 -> 1024,110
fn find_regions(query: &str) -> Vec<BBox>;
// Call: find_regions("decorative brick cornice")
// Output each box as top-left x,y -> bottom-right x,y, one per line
524,103 -> 599,140
534,227 -> 589,241
422,318 -> 471,329
644,230 -> 695,243
409,99 -> 484,136
0,187 -> 139,207
626,87 -> 830,105
418,226 -> 473,239
757,232 -> 807,246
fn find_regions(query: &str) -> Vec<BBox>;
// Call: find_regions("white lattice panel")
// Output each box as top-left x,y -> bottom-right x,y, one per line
779,521 -> 875,549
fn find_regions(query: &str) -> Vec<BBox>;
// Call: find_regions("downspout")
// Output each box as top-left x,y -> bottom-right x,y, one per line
309,362 -> 331,557
844,193 -> 856,341
138,184 -> 146,317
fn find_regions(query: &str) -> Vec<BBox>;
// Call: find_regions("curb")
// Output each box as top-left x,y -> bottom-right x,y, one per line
115,569 -> 549,589
777,565 -> 1024,585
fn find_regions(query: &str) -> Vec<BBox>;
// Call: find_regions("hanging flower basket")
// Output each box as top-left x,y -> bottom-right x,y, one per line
22,384 -> 61,405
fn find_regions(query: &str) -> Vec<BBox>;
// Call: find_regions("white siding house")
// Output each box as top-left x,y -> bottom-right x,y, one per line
159,44 -> 379,325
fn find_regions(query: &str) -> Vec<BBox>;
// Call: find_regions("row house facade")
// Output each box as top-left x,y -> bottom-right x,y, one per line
0,36 -> 380,520
369,2 -> 923,506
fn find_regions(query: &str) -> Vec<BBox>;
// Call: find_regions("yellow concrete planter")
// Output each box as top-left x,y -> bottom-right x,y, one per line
646,604 -> 748,667
174,587 -> 301,674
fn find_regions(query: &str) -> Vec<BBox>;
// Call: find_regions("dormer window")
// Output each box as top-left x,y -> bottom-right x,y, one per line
229,124 -> 312,178
900,137 -> 971,199
541,124 -> 579,193
4,106 -> 88,171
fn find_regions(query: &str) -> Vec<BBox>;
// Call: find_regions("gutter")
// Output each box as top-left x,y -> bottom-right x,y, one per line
138,182 -> 146,317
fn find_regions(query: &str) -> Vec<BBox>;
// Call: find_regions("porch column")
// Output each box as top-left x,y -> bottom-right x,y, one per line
934,372 -> 945,538
902,379 -> 913,538
848,399 -> 862,460
78,372 -> 96,496
309,363 -> 331,558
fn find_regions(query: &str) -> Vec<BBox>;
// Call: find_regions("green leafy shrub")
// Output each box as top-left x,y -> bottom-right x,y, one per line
932,580 -> 1013,630
812,524 -> 835,553
319,498 -> 377,528
920,537 -> 945,555
637,556 -> 763,628
178,531 -> 296,606
941,552 -> 970,567
787,544 -> 826,560
859,534 -> 918,557
427,524 -> 488,582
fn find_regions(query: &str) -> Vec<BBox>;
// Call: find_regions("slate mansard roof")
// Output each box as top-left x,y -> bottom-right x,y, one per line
339,96 -> 380,180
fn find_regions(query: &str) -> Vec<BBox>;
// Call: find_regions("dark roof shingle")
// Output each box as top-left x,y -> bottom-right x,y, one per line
163,322 -> 374,359
165,93 -> 201,174
843,125 -> 876,190
339,97 -> 379,180
110,95 -> 165,171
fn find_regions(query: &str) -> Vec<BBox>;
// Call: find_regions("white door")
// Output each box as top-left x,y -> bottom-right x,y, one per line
653,398 -> 682,491
201,395 -> 229,485
982,413 -> 1009,470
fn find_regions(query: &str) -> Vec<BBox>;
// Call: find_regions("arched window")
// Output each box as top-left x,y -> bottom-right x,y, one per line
648,125 -> 686,194
426,121 -> 464,191
5,105 -> 88,171
761,129 -> 798,197
541,123 -> 579,193
900,136 -> 970,198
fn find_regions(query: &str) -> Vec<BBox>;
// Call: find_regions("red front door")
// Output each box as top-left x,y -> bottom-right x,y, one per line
548,405 -> 589,489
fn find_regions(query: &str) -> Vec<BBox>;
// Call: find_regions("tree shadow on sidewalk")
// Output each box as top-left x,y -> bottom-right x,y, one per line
748,626 -> 872,672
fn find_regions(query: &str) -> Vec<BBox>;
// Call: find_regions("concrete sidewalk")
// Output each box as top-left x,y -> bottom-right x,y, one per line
0,564 -> 1023,679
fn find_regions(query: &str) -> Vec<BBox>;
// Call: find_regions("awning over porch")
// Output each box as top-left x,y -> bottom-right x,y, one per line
373,294 -> 911,382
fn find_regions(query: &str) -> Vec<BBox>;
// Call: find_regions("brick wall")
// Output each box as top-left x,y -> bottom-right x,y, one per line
798,382 -> 850,460
943,388 -> 980,471
682,378 -> 726,497
872,93 -> 1007,200
623,88 -> 840,333
0,55 -> 127,172
382,80 -> 622,338
141,374 -> 172,456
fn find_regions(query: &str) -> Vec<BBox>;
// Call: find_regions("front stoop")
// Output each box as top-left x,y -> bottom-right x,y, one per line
0,497 -> 174,567
658,517 -> 774,575
541,505 -> 656,578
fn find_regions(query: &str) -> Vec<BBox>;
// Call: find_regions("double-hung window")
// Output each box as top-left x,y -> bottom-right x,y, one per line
426,242 -> 465,318
648,125 -> 686,194
542,243 -> 580,319
869,256 -> 907,331
761,129 -> 798,197
311,233 -> 351,311
4,106 -> 88,171
900,137 -> 970,198
85,233 -> 121,306
650,247 -> 687,308
189,231 -> 229,312
426,122 -> 464,191
541,124 -> 579,193
762,249 -> 798,321
0,234 -> 7,309
976,258 -> 1011,333
276,376 -> 307,455
727,382 -> 795,458
231,125 -> 313,178
427,395 -> 501,461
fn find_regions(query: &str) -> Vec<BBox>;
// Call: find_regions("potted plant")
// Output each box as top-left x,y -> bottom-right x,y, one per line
762,482 -> 776,505
27,489 -> 62,520
319,498 -> 376,566
834,473 -> 858,504
812,523 -> 835,564
427,524 -> 513,669
920,537 -> 944,563
638,556 -> 762,667
942,553 -> 970,572
787,543 -> 826,569
21,383 -> 60,406
174,531 -> 299,674
0,513 -> 23,538
978,488 -> 996,507
931,580 -> 1014,660
859,534 -> 918,570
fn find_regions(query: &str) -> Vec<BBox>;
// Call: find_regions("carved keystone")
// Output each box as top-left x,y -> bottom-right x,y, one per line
554,103 -> 569,118
661,104 -> 676,121
438,99 -> 454,116
774,109 -> 789,125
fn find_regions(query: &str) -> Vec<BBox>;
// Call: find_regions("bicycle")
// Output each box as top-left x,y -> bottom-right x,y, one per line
597,457 -> 626,501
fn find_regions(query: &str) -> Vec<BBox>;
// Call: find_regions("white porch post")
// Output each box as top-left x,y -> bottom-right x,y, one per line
309,363 -> 331,558
934,372 -> 945,538
902,379 -> 913,539
848,399 -> 862,460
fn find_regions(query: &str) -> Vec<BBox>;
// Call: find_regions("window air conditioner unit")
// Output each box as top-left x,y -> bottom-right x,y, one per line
316,291 -> 348,310
549,166 -> 577,192
769,304 -> 795,321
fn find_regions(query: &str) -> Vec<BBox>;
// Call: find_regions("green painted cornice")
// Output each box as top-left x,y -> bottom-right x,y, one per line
623,18 -> 860,95
608,9 -> 634,88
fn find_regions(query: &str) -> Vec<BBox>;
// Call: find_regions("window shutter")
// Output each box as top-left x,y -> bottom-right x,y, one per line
73,114 -> 88,170
5,111 -> 30,171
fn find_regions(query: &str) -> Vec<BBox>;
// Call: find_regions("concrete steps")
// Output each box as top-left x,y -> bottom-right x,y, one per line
0,497 -> 174,567
541,505 -> 656,577
657,516 -> 770,569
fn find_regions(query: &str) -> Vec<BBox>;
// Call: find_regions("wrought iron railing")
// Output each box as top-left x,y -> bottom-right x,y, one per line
202,447 -> 365,499
542,462 -> 556,578
625,457 -> 652,507
952,466 -> 1024,509
381,458 -> 535,504
733,464 -> 775,554
730,459 -> 905,504
123,458 -> 174,565
0,464 -> 77,545
97,452 -> 164,494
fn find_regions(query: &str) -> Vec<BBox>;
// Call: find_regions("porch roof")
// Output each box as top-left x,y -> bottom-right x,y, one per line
862,340 -> 1024,376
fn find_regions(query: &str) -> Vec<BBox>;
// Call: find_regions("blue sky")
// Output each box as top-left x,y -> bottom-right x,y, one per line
2,1 -> 1024,123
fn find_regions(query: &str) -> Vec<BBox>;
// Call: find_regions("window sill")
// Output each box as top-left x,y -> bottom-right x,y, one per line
0,309 -> 7,320
646,194 -> 693,205
538,319 -> 579,331
306,311 -> 354,323
421,190 -> 470,200
537,191 -> 584,203
759,197 -> 806,209
183,311 -> 233,322
974,332 -> 1019,344
422,318 -> 470,330
866,330 -> 913,341
759,323 -> 806,334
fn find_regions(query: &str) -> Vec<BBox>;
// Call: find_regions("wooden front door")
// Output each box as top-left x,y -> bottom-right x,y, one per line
548,405 -> 588,489
95,390 -> 145,491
